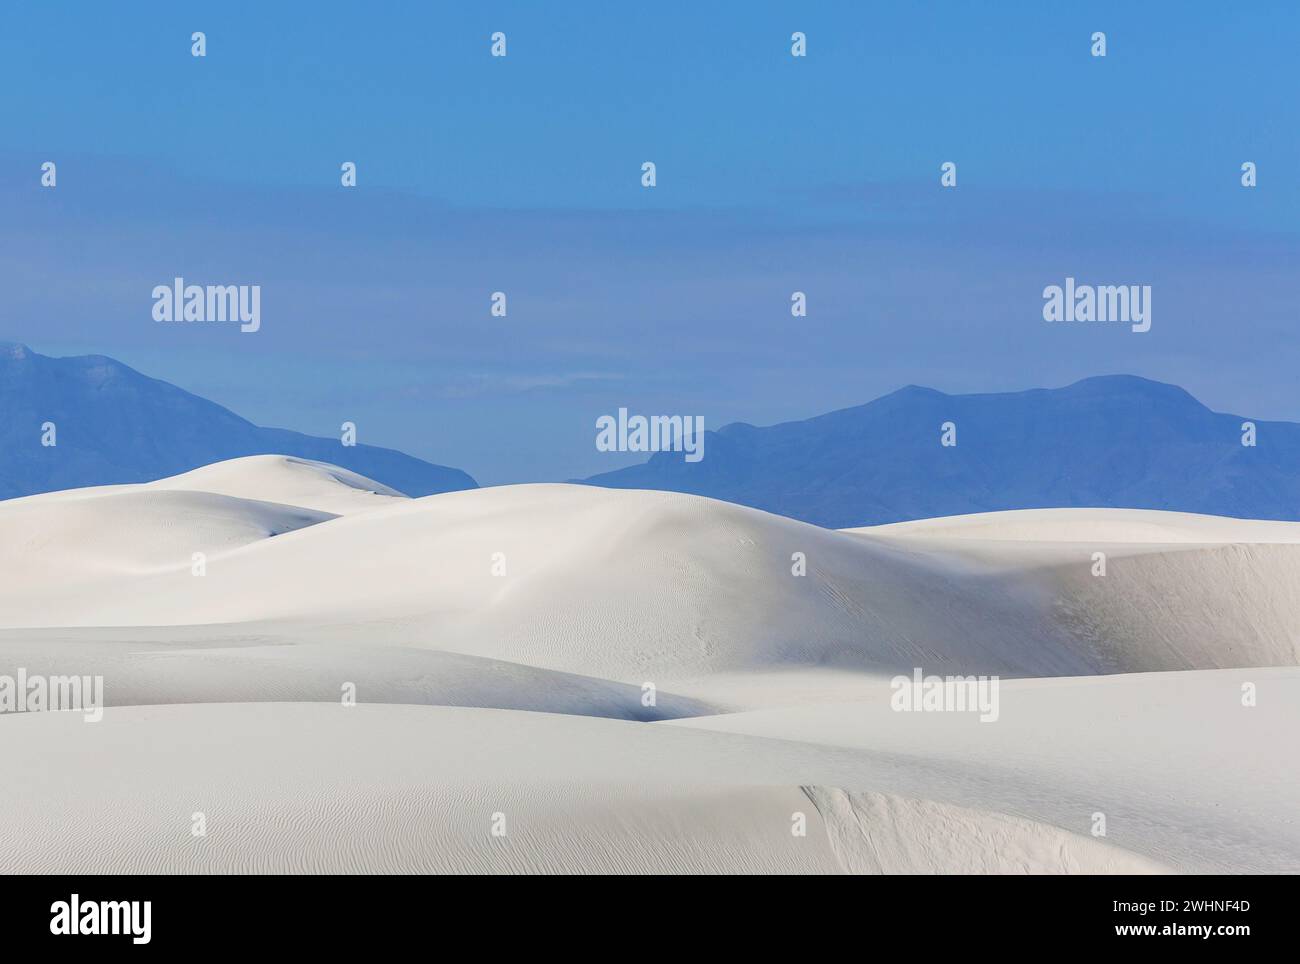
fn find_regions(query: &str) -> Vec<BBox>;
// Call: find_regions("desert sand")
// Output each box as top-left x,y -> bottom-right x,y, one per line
0,455 -> 1295,873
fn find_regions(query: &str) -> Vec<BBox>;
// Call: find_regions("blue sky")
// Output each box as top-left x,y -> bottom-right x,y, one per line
2,1 -> 1297,483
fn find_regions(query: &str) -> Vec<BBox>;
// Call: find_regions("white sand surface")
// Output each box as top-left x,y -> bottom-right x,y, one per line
0,702 -> 1176,874
147,455 -> 408,515
0,458 -> 1295,873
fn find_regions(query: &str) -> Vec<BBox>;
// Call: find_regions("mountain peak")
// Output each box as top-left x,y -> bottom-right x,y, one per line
0,348 -> 477,500
1067,373 -> 1182,391
892,383 -> 949,398
583,375 -> 1291,528
1059,373 -> 1208,409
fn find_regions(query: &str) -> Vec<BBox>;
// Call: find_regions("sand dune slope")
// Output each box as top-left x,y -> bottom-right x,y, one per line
3,473 -> 1298,680
805,788 -> 1167,874
0,702 -> 1184,874
674,667 -> 1300,873
148,455 -> 408,515
0,635 -> 711,720
0,488 -> 331,587
1,458 -> 1297,874
0,482 -> 1096,679
857,508 -> 1300,672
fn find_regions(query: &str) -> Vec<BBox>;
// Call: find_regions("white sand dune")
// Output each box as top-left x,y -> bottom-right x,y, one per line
0,635 -> 712,721
0,456 -> 1296,873
805,788 -> 1169,875
4,454 -> 401,516
0,702 -> 1179,874
147,455 -> 408,515
673,668 -> 1300,873
2,474 -> 1296,678
0,480 -> 1096,678
0,488 -> 331,585
857,506 -> 1300,544
854,509 -> 1300,672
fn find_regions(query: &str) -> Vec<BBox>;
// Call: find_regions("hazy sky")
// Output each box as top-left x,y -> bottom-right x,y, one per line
3,1 -> 1297,483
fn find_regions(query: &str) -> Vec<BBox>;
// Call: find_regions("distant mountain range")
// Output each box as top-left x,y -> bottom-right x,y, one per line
0,343 -> 476,500
5,344 -> 1295,528
581,375 -> 1298,528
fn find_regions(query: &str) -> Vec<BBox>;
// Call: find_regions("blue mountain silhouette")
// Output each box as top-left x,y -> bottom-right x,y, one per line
581,375 -> 1289,528
0,343 -> 476,500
